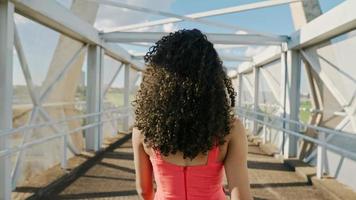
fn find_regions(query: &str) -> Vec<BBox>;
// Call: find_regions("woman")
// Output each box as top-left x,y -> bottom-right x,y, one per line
132,29 -> 252,200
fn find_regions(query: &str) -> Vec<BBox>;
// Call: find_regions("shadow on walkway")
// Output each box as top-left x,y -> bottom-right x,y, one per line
14,133 -> 332,200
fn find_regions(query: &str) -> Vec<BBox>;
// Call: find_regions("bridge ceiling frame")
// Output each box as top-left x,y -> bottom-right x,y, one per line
97,0 -> 300,37
235,0 -> 356,181
10,0 -> 145,71
101,31 -> 288,46
1,0 -> 356,199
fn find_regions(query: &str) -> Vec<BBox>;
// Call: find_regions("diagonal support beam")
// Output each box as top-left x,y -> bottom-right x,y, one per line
39,44 -> 88,103
103,63 -> 124,96
94,0 -> 284,39
301,50 -> 356,131
104,0 -> 300,34
12,28 -> 83,187
131,52 -> 252,62
289,0 -> 356,49
260,68 -> 281,104
101,32 -> 288,45
10,0 -> 144,70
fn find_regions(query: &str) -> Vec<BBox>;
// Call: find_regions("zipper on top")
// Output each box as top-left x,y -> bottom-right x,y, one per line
183,166 -> 188,200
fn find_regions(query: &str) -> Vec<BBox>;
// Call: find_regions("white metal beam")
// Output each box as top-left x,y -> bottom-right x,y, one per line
0,1 -> 14,199
252,67 -> 260,134
103,63 -> 124,96
260,68 -> 281,103
237,73 -> 243,107
40,45 -> 88,103
289,0 -> 356,49
283,50 -> 301,158
86,45 -> 104,151
101,32 -> 288,45
131,52 -> 252,62
301,50 -> 356,131
103,43 -> 145,71
105,0 -> 300,33
93,0 -> 283,39
10,0 -> 144,71
242,75 -> 254,97
130,74 -> 140,93
237,46 -> 282,74
253,46 -> 282,67
220,54 -> 253,62
123,63 -> 130,131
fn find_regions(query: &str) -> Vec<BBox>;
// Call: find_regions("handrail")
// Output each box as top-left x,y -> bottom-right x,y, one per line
0,114 -> 128,158
0,107 -> 130,137
237,107 -> 356,139
236,107 -> 356,161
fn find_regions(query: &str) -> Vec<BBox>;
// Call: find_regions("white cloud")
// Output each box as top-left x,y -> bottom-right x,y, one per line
235,30 -> 248,34
95,0 -> 176,32
163,23 -> 178,32
243,46 -> 267,57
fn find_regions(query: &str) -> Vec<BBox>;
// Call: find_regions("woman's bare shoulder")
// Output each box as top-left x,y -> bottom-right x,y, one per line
132,127 -> 144,143
225,117 -> 246,142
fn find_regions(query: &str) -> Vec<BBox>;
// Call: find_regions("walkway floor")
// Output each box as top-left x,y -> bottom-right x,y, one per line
14,132 -> 332,200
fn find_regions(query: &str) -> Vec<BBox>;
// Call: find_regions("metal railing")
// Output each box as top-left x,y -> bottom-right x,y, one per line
0,104 -> 133,189
236,107 -> 356,178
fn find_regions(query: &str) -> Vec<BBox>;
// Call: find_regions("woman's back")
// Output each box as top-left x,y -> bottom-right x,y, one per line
149,146 -> 226,200
132,29 -> 252,200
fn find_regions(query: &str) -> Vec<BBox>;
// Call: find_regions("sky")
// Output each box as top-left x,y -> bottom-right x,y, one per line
13,0 -> 345,91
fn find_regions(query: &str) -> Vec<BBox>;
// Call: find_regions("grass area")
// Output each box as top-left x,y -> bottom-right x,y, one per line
106,92 -> 124,107
105,92 -> 135,107
299,100 -> 312,123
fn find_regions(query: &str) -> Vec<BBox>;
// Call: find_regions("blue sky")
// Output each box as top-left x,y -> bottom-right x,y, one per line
169,0 -> 344,35
13,0 -> 345,89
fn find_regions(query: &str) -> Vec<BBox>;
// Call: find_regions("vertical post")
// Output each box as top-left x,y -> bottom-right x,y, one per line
86,45 -> 103,151
237,73 -> 243,109
280,51 -> 287,153
262,115 -> 267,144
61,136 -> 67,169
252,66 -> 260,134
317,132 -> 326,178
0,1 -> 14,199
283,50 -> 301,158
123,63 -> 130,132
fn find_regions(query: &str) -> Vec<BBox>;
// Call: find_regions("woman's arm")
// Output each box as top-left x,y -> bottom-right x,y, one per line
224,118 -> 253,200
132,127 -> 154,200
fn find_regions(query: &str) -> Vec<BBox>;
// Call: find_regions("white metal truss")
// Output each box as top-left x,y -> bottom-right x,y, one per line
289,0 -> 356,49
259,68 -> 281,105
301,50 -> 356,131
101,31 -> 288,45
11,26 -> 84,187
86,45 -> 104,151
241,75 -> 254,98
220,54 -> 253,62
131,52 -> 252,62
123,63 -> 130,131
93,0 -> 285,39
0,0 -> 355,197
10,0 -> 144,71
103,63 -> 124,96
130,74 -> 141,93
0,1 -> 14,199
39,45 -> 88,103
104,0 -> 301,35
304,116 -> 351,163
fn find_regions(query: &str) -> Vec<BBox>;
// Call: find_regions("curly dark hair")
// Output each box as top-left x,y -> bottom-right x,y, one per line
133,29 -> 236,159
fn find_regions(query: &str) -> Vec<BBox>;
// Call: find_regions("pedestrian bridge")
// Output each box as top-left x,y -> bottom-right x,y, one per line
1,0 -> 356,199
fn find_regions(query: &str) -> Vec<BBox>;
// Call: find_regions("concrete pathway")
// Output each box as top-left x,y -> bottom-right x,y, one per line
14,132 -> 332,200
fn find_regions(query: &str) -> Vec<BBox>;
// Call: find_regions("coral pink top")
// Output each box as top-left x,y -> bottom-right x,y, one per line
150,146 -> 226,200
